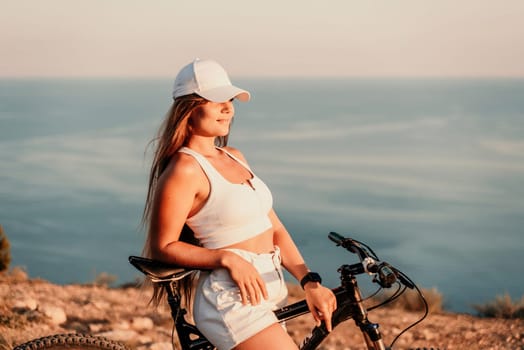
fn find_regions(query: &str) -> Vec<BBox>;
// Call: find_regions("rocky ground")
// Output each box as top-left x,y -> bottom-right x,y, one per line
1,268 -> 523,350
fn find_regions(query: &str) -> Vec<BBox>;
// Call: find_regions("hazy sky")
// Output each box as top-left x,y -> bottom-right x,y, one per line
1,0 -> 524,78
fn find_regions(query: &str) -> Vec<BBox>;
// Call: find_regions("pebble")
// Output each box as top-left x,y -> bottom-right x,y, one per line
130,317 -> 154,331
12,298 -> 38,311
39,304 -> 67,325
149,342 -> 174,350
97,329 -> 140,342
88,323 -> 105,332
113,320 -> 131,330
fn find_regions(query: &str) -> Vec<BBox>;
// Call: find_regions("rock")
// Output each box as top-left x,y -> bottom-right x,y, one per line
113,320 -> 131,330
93,300 -> 111,310
136,335 -> 153,344
13,298 -> 38,311
422,328 -> 437,340
97,329 -> 139,342
88,323 -> 105,332
130,317 -> 154,331
39,304 -> 67,325
149,342 -> 173,350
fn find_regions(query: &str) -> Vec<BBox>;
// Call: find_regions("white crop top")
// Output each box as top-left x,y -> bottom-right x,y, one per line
179,147 -> 273,249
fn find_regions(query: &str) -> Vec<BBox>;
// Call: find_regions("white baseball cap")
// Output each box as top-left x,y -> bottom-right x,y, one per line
172,58 -> 250,102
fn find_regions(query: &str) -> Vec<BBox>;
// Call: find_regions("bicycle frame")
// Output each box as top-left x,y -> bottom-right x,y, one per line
151,262 -> 388,350
128,232 -> 425,350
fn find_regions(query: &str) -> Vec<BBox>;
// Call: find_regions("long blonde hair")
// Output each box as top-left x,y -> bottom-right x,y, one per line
141,94 -> 229,306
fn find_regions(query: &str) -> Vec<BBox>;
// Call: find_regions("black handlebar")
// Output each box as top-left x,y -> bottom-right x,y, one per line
329,232 -> 425,349
328,231 -> 358,253
328,231 -> 348,245
329,232 -> 414,289
329,231 -> 377,261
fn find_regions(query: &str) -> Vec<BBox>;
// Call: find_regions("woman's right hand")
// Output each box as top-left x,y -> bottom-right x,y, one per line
221,251 -> 268,305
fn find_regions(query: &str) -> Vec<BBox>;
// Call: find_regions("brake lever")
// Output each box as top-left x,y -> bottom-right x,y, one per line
392,267 -> 415,289
371,262 -> 397,288
370,262 -> 416,289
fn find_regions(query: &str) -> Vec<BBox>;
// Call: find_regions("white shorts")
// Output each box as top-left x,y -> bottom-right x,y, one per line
193,246 -> 288,350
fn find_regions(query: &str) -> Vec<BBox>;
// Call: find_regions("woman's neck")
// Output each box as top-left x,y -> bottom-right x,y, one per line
186,137 -> 220,157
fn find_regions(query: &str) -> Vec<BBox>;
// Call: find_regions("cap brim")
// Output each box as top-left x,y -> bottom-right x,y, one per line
197,85 -> 250,102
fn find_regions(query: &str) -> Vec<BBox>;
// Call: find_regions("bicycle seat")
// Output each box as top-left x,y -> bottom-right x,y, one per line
128,256 -> 197,283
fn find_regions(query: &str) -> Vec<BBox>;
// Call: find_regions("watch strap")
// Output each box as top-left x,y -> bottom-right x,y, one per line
300,272 -> 322,289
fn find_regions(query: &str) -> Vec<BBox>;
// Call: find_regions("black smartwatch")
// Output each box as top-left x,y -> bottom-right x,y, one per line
300,272 -> 322,289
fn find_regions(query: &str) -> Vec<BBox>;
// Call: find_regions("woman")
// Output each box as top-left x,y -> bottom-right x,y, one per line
142,58 -> 337,350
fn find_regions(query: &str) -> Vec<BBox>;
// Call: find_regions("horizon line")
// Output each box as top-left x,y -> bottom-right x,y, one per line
1,74 -> 524,80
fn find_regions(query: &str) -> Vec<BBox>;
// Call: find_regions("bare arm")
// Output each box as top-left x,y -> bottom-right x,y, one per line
148,154 -> 225,268
148,153 -> 268,304
270,209 -> 337,331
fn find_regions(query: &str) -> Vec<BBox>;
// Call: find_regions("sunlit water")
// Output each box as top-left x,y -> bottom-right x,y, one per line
1,78 -> 523,313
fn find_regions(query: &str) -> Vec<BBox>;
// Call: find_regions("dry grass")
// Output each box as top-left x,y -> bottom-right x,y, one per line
374,286 -> 444,314
473,293 -> 524,319
0,225 -> 11,273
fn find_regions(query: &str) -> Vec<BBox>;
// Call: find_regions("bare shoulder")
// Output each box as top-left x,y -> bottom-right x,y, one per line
158,152 -> 204,188
223,146 -> 249,163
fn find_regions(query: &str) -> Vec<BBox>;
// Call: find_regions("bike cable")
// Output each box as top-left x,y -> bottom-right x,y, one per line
367,282 -> 407,311
362,286 -> 384,303
388,271 -> 430,349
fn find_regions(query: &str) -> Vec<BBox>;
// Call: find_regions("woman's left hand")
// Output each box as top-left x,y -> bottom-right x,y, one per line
304,283 -> 337,332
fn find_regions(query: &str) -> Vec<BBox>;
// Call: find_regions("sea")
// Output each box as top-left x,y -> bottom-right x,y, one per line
1,78 -> 523,314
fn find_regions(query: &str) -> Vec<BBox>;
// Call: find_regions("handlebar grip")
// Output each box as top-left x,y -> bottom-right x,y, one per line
328,231 -> 346,245
329,232 -> 360,255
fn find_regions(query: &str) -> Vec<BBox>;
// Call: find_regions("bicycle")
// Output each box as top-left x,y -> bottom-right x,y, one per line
14,232 -> 438,350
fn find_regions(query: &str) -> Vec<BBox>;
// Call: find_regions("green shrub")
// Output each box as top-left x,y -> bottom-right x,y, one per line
0,225 -> 11,273
473,293 -> 524,319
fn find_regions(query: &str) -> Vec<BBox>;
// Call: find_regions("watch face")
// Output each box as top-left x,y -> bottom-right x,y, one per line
301,272 -> 322,288
309,272 -> 321,283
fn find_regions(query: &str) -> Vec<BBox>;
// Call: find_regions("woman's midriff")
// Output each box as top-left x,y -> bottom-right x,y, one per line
218,228 -> 275,254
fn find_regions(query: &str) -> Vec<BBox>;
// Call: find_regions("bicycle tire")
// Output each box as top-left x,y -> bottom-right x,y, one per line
13,333 -> 131,350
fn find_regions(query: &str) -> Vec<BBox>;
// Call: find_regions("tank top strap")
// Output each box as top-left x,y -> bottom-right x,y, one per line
216,147 -> 253,172
178,147 -> 223,181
